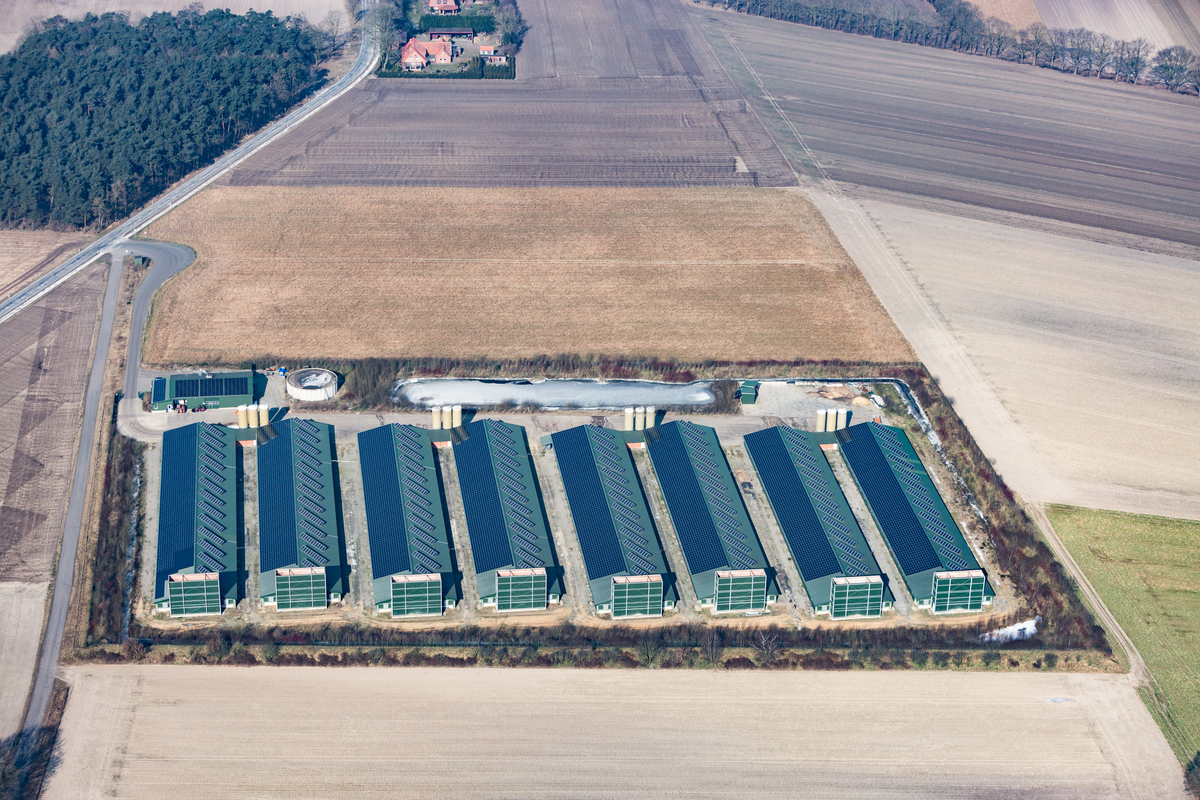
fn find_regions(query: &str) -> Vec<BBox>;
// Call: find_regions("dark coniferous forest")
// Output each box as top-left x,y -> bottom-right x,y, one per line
0,10 -> 324,230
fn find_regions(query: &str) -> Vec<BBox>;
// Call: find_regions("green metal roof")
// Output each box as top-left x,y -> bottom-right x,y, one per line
155,422 -> 240,605
837,422 -> 991,602
645,421 -> 775,601
549,424 -> 677,607
257,418 -> 347,601
358,424 -> 457,608
744,426 -> 893,608
453,419 -> 560,600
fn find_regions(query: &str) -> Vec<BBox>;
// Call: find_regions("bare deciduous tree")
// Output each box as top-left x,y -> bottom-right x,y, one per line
700,629 -> 723,664
637,632 -> 663,667
752,630 -> 782,662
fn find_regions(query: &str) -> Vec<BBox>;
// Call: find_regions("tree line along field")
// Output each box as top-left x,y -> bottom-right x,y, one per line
142,186 -> 915,365
0,10 -> 327,230
1048,506 -> 1200,777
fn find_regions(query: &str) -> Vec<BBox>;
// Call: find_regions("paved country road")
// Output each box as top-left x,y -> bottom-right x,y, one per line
0,8 -> 377,328
12,8 -> 378,777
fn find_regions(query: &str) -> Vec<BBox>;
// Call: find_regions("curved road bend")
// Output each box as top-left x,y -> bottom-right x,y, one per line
16,5 -> 378,765
0,3 -> 378,328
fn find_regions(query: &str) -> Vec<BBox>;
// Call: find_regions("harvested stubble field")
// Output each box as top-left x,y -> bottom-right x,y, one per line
142,187 -> 914,365
0,230 -> 92,302
1049,506 -> 1200,766
0,261 -> 106,581
47,666 -> 1186,798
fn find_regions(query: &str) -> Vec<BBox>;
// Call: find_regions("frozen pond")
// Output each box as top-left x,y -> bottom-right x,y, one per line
395,379 -> 715,409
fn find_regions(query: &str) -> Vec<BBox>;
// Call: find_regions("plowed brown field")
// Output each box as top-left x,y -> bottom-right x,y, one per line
142,187 -> 914,365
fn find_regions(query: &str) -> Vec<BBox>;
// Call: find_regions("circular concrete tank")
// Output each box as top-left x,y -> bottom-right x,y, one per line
285,368 -> 338,402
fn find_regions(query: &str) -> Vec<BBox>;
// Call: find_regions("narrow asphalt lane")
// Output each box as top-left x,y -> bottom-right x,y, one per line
14,241 -> 194,780
122,242 -> 197,401
15,4 -> 377,772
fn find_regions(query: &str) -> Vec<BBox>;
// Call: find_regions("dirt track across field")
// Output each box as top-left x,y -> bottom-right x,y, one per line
142,186 -> 914,365
45,666 -> 1186,799
694,7 -> 1200,251
810,192 -> 1200,521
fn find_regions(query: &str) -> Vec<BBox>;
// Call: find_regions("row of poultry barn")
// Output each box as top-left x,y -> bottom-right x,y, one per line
152,415 -> 993,620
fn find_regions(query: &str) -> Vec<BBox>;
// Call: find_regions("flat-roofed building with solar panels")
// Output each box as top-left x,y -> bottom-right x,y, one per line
357,424 -> 459,616
744,426 -> 893,619
153,422 -> 241,616
646,420 -> 777,613
150,370 -> 254,412
549,425 -> 677,618
257,418 -> 347,610
837,421 -> 993,613
452,419 -> 561,612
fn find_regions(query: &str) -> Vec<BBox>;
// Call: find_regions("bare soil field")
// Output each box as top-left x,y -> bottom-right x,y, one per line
2,0 -> 348,53
972,0 -> 1045,28
0,261 -> 106,581
0,582 -> 47,742
46,666 -> 1186,799
141,187 -> 914,364
693,7 -> 1200,250
848,198 -> 1200,519
220,0 -> 795,188
0,231 -> 92,303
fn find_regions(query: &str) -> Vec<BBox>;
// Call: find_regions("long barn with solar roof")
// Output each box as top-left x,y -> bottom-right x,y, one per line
836,421 -> 993,613
358,424 -> 459,616
154,422 -> 241,616
452,419 -> 561,612
549,424 -> 677,618
256,418 -> 348,610
646,420 -> 777,613
744,426 -> 892,619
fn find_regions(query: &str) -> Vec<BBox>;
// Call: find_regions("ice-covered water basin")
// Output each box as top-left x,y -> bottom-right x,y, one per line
394,379 -> 715,409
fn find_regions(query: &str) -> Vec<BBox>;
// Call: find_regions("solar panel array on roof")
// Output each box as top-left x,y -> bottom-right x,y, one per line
551,425 -> 671,598
172,375 -> 250,398
647,421 -> 770,589
151,377 -> 167,404
358,424 -> 455,608
745,425 -> 891,610
837,422 -> 979,588
453,420 -> 554,593
257,420 -> 343,599
155,422 -> 238,604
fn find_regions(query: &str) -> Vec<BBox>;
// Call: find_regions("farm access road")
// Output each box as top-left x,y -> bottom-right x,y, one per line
10,1 -> 379,760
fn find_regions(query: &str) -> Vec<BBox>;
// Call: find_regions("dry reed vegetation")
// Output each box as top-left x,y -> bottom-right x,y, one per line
143,187 -> 914,365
